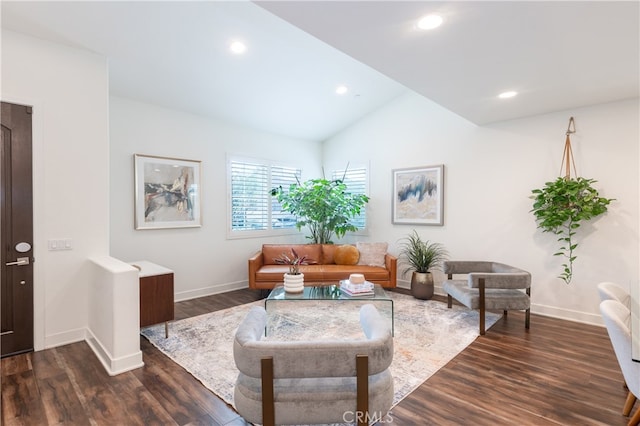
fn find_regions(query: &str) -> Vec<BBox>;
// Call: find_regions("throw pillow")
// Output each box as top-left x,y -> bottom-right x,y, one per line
356,242 -> 388,267
334,245 -> 359,265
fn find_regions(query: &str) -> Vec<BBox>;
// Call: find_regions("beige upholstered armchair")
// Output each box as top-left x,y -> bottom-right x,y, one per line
233,304 -> 394,426
442,261 -> 531,335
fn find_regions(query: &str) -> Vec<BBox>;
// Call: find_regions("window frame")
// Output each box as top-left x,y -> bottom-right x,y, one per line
331,164 -> 369,236
227,155 -> 301,240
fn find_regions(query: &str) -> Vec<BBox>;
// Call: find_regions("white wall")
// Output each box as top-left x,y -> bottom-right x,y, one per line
323,92 -> 639,325
4,28 -> 634,352
1,30 -> 110,349
109,96 -> 322,300
87,256 -> 143,375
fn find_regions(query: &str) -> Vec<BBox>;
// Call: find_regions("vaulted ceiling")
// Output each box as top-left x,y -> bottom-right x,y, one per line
2,1 -> 638,141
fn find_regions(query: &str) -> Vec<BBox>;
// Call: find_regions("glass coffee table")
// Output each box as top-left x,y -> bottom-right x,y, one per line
264,283 -> 394,336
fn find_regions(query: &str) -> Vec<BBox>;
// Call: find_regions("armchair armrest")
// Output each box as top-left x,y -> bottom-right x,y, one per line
468,272 -> 530,289
385,253 -> 397,287
248,251 -> 264,289
234,305 -> 393,379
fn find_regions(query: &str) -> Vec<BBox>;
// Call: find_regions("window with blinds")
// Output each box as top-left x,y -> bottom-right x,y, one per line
331,167 -> 368,229
229,158 -> 300,234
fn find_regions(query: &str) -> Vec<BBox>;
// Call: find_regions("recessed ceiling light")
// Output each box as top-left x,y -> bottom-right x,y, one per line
416,14 -> 443,30
498,91 -> 518,99
229,41 -> 247,55
336,85 -> 349,95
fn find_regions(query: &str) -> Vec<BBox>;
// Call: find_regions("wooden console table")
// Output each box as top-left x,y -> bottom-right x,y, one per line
130,261 -> 174,338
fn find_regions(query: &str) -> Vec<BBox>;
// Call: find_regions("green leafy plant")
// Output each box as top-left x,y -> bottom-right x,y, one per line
397,230 -> 448,276
273,248 -> 311,275
531,176 -> 613,284
271,178 -> 369,244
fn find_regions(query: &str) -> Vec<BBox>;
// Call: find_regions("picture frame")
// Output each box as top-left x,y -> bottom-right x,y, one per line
392,164 -> 444,225
134,154 -> 202,230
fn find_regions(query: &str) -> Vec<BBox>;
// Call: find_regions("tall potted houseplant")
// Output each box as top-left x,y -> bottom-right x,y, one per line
271,177 -> 369,244
398,230 -> 448,300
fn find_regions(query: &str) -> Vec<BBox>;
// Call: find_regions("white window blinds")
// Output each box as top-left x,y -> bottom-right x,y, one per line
230,158 -> 300,232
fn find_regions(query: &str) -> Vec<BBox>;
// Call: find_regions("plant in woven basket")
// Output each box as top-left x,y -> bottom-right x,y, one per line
531,176 -> 613,284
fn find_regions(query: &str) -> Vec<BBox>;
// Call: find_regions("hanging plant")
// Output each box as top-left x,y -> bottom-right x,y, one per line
530,117 -> 613,284
531,177 -> 613,283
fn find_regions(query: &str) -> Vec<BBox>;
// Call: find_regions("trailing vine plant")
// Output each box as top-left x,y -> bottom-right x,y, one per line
530,118 -> 613,284
531,177 -> 613,283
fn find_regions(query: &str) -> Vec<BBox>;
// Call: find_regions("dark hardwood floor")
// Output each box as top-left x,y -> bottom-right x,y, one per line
1,288 -> 634,425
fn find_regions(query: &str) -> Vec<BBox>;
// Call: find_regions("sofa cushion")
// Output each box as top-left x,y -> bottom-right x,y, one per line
256,264 -> 325,282
321,265 -> 390,282
334,245 -> 359,265
356,242 -> 388,267
321,244 -> 337,264
443,280 -> 530,310
262,244 -> 322,265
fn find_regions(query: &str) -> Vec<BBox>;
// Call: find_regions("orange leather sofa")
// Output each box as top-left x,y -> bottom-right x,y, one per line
248,244 -> 397,290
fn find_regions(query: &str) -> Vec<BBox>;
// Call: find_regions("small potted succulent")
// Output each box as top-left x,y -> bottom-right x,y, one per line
398,230 -> 448,300
274,249 -> 311,293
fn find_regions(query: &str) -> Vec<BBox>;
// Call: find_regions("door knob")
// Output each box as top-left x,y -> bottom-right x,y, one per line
5,257 -> 29,266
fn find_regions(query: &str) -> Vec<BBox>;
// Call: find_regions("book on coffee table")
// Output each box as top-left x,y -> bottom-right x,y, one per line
339,280 -> 375,296
340,287 -> 375,297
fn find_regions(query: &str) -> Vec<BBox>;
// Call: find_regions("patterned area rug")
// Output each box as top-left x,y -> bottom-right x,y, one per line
141,292 -> 500,412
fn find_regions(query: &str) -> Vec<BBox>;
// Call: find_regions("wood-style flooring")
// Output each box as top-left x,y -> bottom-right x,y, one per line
1,288 -> 635,425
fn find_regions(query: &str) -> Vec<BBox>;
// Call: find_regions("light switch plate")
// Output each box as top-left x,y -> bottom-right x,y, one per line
48,239 -> 73,251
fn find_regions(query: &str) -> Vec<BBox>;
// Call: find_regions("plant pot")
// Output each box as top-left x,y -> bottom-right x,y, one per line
411,271 -> 434,300
284,273 -> 304,293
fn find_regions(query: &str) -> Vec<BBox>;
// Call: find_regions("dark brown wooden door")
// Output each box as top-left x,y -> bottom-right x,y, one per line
1,101 -> 34,357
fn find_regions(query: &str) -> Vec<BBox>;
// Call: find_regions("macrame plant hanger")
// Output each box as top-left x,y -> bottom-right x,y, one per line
559,117 -> 578,179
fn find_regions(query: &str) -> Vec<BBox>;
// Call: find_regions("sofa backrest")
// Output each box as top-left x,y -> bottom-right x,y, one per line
261,244 -> 323,265
261,244 -> 357,265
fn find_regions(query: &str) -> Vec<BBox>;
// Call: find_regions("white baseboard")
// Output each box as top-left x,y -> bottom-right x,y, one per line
85,329 -> 144,376
530,303 -> 603,327
44,327 -> 86,349
175,280 -> 249,302
44,328 -> 144,376
423,283 -> 603,327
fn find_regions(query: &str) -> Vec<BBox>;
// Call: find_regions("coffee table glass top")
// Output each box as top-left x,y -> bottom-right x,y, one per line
631,280 -> 639,362
264,283 -> 394,336
266,283 -> 390,301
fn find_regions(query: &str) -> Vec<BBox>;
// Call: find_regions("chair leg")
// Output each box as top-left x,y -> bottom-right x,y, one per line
447,294 -> 452,308
628,405 -> 640,426
356,355 -> 369,426
526,287 -> 531,330
479,278 -> 485,335
261,357 -> 276,426
624,391 -> 637,416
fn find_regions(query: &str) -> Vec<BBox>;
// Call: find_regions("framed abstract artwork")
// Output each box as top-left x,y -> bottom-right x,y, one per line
392,164 -> 444,225
134,154 -> 202,230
